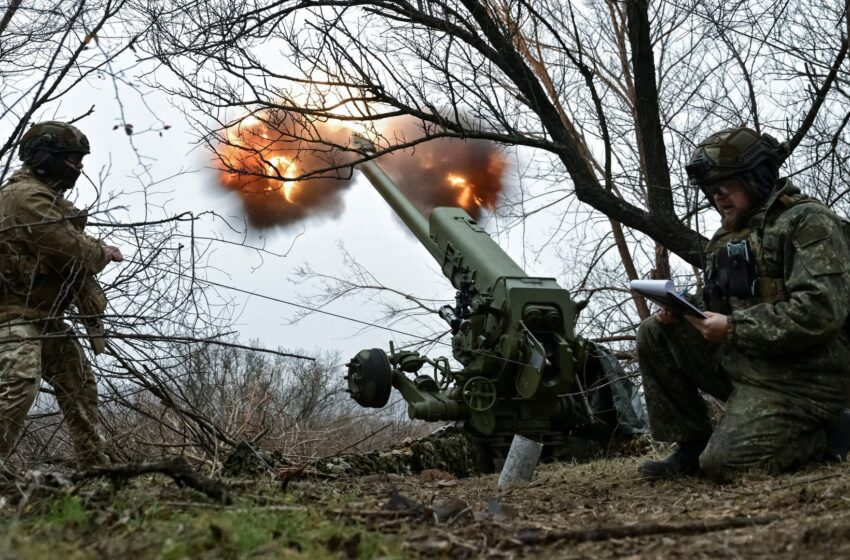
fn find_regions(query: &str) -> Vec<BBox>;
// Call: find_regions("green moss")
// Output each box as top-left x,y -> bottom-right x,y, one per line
0,483 -> 404,560
46,495 -> 91,532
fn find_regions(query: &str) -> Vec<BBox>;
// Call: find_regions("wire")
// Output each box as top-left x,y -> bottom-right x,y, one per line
135,259 -> 438,341
129,258 -> 552,369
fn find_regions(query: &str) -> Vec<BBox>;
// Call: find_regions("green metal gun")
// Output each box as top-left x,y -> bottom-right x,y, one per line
345,146 -> 643,469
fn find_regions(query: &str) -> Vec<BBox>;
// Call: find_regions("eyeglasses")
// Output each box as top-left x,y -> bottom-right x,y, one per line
64,153 -> 85,170
700,181 -> 739,198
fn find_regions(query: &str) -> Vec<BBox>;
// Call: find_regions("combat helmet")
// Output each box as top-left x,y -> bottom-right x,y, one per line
686,127 -> 784,205
16,121 -> 91,190
18,121 -> 90,164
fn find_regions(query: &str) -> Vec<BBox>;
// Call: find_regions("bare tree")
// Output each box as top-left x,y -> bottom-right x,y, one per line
138,0 -> 848,352
0,0 -> 147,176
0,0 -> 332,468
7,0 -> 849,463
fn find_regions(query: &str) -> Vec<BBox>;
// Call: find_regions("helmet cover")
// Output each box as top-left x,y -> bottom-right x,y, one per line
18,121 -> 91,163
686,127 -> 780,187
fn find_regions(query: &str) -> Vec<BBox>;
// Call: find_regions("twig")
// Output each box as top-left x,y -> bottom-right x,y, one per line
164,501 -> 307,512
511,515 -> 777,545
281,423 -> 424,482
328,507 -> 425,518
786,35 -> 850,158
760,472 -> 845,493
72,457 -> 231,504
162,500 -> 421,518
719,472 -> 847,498
332,423 -> 392,456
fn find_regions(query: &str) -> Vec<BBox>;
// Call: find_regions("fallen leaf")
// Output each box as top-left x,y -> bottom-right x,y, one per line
383,488 -> 425,515
487,499 -> 517,523
421,468 -> 456,482
432,498 -> 469,522
409,536 -> 452,553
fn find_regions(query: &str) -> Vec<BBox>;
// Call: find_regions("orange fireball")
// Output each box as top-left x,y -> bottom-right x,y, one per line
217,118 -> 304,203
446,173 -> 489,212
212,111 -> 507,227
212,111 -> 356,227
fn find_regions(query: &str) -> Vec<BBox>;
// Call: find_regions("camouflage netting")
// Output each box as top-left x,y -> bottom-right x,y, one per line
219,431 -> 483,478
314,432 -> 484,478
221,427 -> 652,478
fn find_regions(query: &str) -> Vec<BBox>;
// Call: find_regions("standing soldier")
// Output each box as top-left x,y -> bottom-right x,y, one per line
637,127 -> 850,482
0,121 -> 123,468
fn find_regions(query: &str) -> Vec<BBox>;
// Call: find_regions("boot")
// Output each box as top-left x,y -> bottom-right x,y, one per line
824,409 -> 850,462
640,440 -> 708,481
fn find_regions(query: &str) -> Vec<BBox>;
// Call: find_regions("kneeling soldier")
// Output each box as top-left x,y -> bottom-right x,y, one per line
638,127 -> 850,482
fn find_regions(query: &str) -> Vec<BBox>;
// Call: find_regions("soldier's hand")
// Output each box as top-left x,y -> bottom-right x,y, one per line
103,245 -> 124,262
685,311 -> 728,343
654,306 -> 678,325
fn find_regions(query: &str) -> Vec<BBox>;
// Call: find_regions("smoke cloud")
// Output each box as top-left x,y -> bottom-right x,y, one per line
213,111 -> 506,228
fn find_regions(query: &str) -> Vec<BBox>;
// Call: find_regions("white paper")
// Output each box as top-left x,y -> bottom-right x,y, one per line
629,279 -> 707,319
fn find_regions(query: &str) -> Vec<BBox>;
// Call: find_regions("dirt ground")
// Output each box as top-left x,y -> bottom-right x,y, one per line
2,450 -> 849,559
363,456 -> 850,558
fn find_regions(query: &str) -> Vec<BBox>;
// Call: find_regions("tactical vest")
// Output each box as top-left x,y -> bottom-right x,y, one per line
704,193 -> 850,314
0,172 -> 93,316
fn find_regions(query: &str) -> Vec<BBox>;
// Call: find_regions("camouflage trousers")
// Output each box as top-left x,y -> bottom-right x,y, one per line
637,317 -> 826,482
0,320 -> 106,468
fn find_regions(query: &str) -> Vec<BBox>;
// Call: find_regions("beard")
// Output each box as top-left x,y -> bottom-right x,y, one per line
721,212 -> 745,231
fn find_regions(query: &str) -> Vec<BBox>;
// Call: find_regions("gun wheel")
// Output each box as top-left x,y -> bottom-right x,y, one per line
462,377 -> 497,412
346,348 -> 392,408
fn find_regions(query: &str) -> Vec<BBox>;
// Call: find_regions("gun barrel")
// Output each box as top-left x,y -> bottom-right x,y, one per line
356,146 -> 527,291
357,158 -> 441,260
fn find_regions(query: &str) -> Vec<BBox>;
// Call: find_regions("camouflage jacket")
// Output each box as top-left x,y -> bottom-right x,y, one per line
0,167 -> 110,323
703,179 -> 850,418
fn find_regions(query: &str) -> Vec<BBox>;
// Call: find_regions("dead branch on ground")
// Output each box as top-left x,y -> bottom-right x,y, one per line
512,515 -> 778,546
73,456 -> 231,503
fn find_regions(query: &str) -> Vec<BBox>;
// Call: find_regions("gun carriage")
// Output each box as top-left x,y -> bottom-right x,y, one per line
345,145 -> 642,470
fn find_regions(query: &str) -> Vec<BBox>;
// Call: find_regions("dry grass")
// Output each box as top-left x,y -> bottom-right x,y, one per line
4,443 -> 850,558
337,454 -> 850,558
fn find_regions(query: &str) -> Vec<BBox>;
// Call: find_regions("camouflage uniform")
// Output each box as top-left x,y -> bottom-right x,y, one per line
0,166 -> 111,467
638,179 -> 850,481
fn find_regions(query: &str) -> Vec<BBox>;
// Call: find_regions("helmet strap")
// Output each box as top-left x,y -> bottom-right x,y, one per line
742,163 -> 779,208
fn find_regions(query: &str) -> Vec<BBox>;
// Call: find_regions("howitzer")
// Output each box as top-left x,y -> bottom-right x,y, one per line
345,142 -> 644,469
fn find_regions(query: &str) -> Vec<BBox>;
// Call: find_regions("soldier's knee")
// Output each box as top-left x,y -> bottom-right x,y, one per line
636,317 -> 678,382
698,446 -> 737,483
699,438 -> 791,482
636,316 -> 662,353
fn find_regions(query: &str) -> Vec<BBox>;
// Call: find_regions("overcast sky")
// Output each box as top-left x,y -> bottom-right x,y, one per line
2,37 -> 722,369
44,66 -> 586,366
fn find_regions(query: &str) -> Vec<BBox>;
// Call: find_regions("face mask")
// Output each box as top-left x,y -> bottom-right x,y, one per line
45,154 -> 83,190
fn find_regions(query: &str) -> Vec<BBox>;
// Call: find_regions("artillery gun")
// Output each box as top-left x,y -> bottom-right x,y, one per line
345,144 -> 644,470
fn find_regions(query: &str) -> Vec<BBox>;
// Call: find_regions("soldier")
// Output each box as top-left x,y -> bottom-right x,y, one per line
637,127 -> 850,482
0,121 -> 123,468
